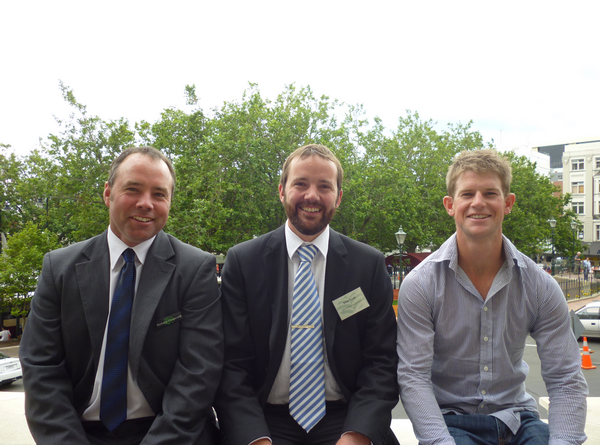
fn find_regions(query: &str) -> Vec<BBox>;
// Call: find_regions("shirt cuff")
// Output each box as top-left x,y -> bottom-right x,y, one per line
249,437 -> 272,445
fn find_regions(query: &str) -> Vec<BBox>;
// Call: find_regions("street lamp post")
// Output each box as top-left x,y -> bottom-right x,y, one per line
548,218 -> 557,276
395,227 -> 407,286
571,220 -> 578,273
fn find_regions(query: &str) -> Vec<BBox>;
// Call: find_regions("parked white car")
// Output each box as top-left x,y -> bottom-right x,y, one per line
575,301 -> 600,339
0,351 -> 22,387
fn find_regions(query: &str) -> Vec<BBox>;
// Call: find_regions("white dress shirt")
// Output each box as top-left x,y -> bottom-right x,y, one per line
82,227 -> 156,421
267,221 -> 345,404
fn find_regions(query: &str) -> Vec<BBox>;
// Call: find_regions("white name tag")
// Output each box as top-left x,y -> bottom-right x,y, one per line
332,287 -> 370,320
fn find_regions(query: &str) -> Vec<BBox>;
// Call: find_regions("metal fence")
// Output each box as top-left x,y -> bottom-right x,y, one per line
558,276 -> 600,300
391,267 -> 600,301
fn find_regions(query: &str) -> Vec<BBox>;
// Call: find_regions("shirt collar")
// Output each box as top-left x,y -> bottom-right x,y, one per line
435,233 -> 525,272
284,220 -> 330,260
107,226 -> 156,271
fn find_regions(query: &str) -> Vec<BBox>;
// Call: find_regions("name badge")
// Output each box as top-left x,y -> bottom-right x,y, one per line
332,288 -> 370,320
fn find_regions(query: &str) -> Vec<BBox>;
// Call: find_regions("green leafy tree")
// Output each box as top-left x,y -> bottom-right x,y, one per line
0,145 -> 21,249
502,152 -> 581,259
0,146 -> 53,245
0,222 -> 60,335
38,81 -> 136,244
3,83 -> 576,266
340,113 -> 485,253
148,83 -> 355,254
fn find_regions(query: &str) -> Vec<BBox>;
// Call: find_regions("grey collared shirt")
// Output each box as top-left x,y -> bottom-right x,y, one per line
396,234 -> 588,445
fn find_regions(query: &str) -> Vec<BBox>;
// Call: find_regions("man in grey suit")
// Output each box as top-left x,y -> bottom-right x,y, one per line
20,146 -> 223,445
214,144 -> 398,445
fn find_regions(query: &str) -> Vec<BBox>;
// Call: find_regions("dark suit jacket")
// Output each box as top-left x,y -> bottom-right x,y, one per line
20,230 -> 223,445
214,226 -> 398,445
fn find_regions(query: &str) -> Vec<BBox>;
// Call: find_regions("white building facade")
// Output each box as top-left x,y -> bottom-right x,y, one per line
498,145 -> 551,176
562,140 -> 600,244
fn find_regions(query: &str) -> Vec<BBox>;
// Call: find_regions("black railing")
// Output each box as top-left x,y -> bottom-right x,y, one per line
558,276 -> 600,300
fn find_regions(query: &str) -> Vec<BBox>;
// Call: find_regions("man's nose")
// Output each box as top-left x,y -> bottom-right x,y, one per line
472,191 -> 484,206
304,184 -> 319,201
137,192 -> 153,209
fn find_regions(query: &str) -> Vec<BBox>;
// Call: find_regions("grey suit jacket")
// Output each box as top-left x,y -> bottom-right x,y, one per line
214,226 -> 399,445
20,230 -> 223,445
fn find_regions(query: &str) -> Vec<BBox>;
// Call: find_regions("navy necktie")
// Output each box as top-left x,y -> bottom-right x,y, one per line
100,248 -> 136,431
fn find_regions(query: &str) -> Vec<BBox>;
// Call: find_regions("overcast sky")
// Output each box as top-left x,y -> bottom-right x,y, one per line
2,1 -> 599,157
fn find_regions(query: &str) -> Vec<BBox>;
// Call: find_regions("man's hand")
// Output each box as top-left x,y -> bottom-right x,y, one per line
250,439 -> 272,445
336,432 -> 371,445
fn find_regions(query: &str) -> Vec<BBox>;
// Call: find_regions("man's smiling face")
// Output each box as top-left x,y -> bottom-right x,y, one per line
279,154 -> 342,242
103,153 -> 172,246
443,170 -> 515,242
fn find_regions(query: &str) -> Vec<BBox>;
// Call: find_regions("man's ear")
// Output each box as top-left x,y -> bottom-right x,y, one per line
278,184 -> 284,203
335,189 -> 343,208
443,195 -> 455,216
103,182 -> 111,208
504,193 -> 516,214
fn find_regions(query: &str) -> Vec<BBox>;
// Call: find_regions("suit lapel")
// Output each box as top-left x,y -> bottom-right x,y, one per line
323,229 -> 349,354
263,226 -> 290,384
129,231 -> 176,378
76,232 -> 111,368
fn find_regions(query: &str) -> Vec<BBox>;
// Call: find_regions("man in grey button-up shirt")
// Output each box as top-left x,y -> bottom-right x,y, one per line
396,149 -> 588,445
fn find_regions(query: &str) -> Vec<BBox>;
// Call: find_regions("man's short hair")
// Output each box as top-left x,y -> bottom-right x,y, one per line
280,144 -> 343,192
108,146 -> 176,196
446,149 -> 512,197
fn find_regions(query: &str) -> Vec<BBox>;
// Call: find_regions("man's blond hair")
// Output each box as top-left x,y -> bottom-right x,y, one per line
446,149 -> 512,197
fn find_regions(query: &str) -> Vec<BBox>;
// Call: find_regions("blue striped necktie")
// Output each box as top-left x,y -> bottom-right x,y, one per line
289,244 -> 325,431
100,248 -> 136,432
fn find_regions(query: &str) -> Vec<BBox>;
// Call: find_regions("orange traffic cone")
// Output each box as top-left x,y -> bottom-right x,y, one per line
582,337 -> 596,370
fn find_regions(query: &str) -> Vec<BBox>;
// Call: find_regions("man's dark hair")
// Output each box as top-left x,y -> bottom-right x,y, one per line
108,146 -> 176,196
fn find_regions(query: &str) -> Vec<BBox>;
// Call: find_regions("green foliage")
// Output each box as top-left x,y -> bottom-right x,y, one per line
337,113 -> 485,253
145,83 -> 356,254
503,153 -> 581,258
38,81 -> 136,243
1,82 -> 573,263
0,147 -> 52,242
0,222 -> 60,320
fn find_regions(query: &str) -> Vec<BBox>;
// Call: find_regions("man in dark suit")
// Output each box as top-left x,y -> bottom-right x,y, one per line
214,144 -> 398,445
20,146 -> 223,445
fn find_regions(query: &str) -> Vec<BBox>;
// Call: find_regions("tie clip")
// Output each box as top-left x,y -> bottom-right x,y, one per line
291,324 -> 315,329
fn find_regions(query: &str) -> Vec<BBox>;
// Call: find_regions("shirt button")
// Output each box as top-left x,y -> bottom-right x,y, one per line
484,366 -> 489,371
481,390 -> 487,395
484,307 -> 488,312
480,403 -> 485,408
483,336 -> 489,341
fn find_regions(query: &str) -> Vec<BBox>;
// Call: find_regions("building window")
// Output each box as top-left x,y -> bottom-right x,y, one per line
597,225 -> 600,241
596,157 -> 600,169
572,158 -> 585,170
572,181 -> 584,194
573,202 -> 584,214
